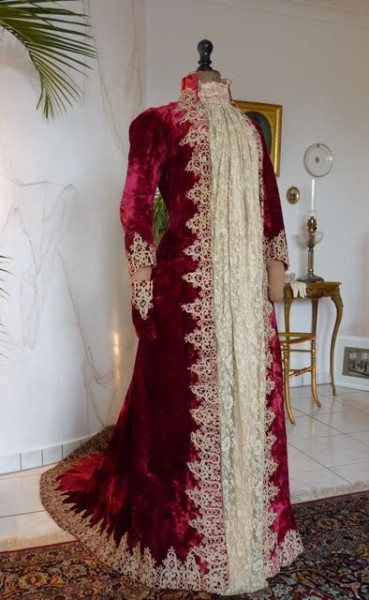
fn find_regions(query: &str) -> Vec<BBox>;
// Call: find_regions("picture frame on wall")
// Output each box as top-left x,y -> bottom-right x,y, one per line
235,100 -> 283,176
334,335 -> 369,391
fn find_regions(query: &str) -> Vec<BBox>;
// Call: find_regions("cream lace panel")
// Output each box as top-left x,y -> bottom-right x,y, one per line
131,280 -> 153,319
206,102 -> 268,593
264,230 -> 289,266
127,233 -> 156,276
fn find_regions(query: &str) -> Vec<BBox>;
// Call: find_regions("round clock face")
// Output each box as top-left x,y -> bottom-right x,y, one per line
304,143 -> 333,177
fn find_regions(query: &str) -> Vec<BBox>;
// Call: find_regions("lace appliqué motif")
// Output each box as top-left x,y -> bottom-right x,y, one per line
177,88 -> 229,592
257,134 -> 304,577
128,233 -> 156,276
40,448 -> 223,593
264,230 -> 289,266
131,280 -> 153,319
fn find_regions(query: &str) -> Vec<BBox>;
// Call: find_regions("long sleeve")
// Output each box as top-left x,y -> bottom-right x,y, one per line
260,136 -> 289,269
120,108 -> 166,337
254,126 -> 288,302
120,108 -> 166,276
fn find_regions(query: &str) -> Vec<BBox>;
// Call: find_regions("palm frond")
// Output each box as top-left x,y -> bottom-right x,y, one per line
0,255 -> 10,298
0,0 -> 97,118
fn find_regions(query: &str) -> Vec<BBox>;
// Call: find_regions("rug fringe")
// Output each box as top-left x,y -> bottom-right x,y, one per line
292,479 -> 369,503
0,531 -> 76,552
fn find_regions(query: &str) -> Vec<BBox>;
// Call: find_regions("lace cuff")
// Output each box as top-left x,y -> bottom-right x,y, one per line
128,233 -> 156,277
264,231 -> 289,267
131,280 -> 153,320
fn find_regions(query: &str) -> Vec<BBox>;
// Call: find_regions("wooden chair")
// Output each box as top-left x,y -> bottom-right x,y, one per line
278,331 -> 321,423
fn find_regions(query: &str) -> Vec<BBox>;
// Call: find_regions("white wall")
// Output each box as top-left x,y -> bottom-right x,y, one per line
146,0 -> 369,381
0,0 -> 145,470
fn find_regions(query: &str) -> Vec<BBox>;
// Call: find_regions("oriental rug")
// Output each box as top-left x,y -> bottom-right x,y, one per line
0,492 -> 368,600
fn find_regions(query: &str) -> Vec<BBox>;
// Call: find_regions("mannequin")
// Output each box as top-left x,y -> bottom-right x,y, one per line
132,39 -> 285,302
196,39 -> 221,82
40,40 -> 302,596
131,40 -> 220,283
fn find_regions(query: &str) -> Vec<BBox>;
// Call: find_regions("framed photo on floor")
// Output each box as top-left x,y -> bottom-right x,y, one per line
334,335 -> 369,391
234,100 -> 283,176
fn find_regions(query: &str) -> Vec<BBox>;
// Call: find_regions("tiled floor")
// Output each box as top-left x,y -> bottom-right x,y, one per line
0,384 -> 369,550
286,384 -> 369,501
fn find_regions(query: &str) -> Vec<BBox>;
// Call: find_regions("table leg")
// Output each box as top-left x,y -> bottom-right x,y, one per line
311,298 -> 319,336
330,289 -> 344,395
284,294 -> 292,333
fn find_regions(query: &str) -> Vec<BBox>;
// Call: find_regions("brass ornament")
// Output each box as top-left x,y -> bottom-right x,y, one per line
286,186 -> 300,205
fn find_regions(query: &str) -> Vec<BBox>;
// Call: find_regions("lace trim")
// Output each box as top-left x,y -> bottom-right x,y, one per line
258,139 -> 303,575
128,233 -> 156,276
198,80 -> 231,104
266,529 -> 304,579
178,89 -> 229,592
39,430 -> 222,593
264,230 -> 289,266
131,280 -> 153,320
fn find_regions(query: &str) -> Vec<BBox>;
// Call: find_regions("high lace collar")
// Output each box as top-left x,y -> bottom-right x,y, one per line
180,72 -> 232,104
198,80 -> 232,104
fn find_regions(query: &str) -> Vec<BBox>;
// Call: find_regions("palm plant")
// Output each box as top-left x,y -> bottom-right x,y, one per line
0,1 -> 96,351
0,0 -> 96,119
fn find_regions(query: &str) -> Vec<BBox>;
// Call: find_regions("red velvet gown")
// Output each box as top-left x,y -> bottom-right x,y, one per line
40,73 -> 303,595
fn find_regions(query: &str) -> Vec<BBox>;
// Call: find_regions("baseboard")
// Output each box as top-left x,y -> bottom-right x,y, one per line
0,433 -> 98,476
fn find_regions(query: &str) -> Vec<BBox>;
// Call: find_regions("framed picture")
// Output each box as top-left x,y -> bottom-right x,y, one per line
234,100 -> 283,176
334,335 -> 369,391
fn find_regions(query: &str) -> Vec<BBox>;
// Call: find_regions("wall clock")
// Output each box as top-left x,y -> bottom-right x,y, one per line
304,143 -> 333,177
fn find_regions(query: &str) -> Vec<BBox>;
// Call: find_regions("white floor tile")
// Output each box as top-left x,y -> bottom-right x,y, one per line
313,406 -> 369,434
330,461 -> 369,484
291,394 -> 344,417
0,510 -> 65,545
0,473 -> 44,517
290,467 -> 350,500
318,385 -> 364,397
286,415 -> 340,442
0,465 -> 52,480
338,392 -> 369,413
287,445 -> 324,473
348,430 -> 369,446
289,386 -> 318,400
292,433 -> 369,467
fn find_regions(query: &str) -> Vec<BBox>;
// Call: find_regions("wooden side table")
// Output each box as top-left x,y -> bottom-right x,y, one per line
283,281 -> 343,395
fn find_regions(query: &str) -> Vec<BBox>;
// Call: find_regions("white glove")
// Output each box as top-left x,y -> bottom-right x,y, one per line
290,281 -> 307,298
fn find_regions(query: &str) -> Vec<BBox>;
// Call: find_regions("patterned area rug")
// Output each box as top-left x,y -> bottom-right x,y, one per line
0,492 -> 368,600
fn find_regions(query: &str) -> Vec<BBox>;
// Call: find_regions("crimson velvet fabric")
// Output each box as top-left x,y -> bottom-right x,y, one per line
40,74 -> 302,595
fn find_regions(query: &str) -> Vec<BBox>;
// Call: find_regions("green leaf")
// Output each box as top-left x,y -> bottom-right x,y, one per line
153,192 -> 169,246
0,0 -> 97,118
